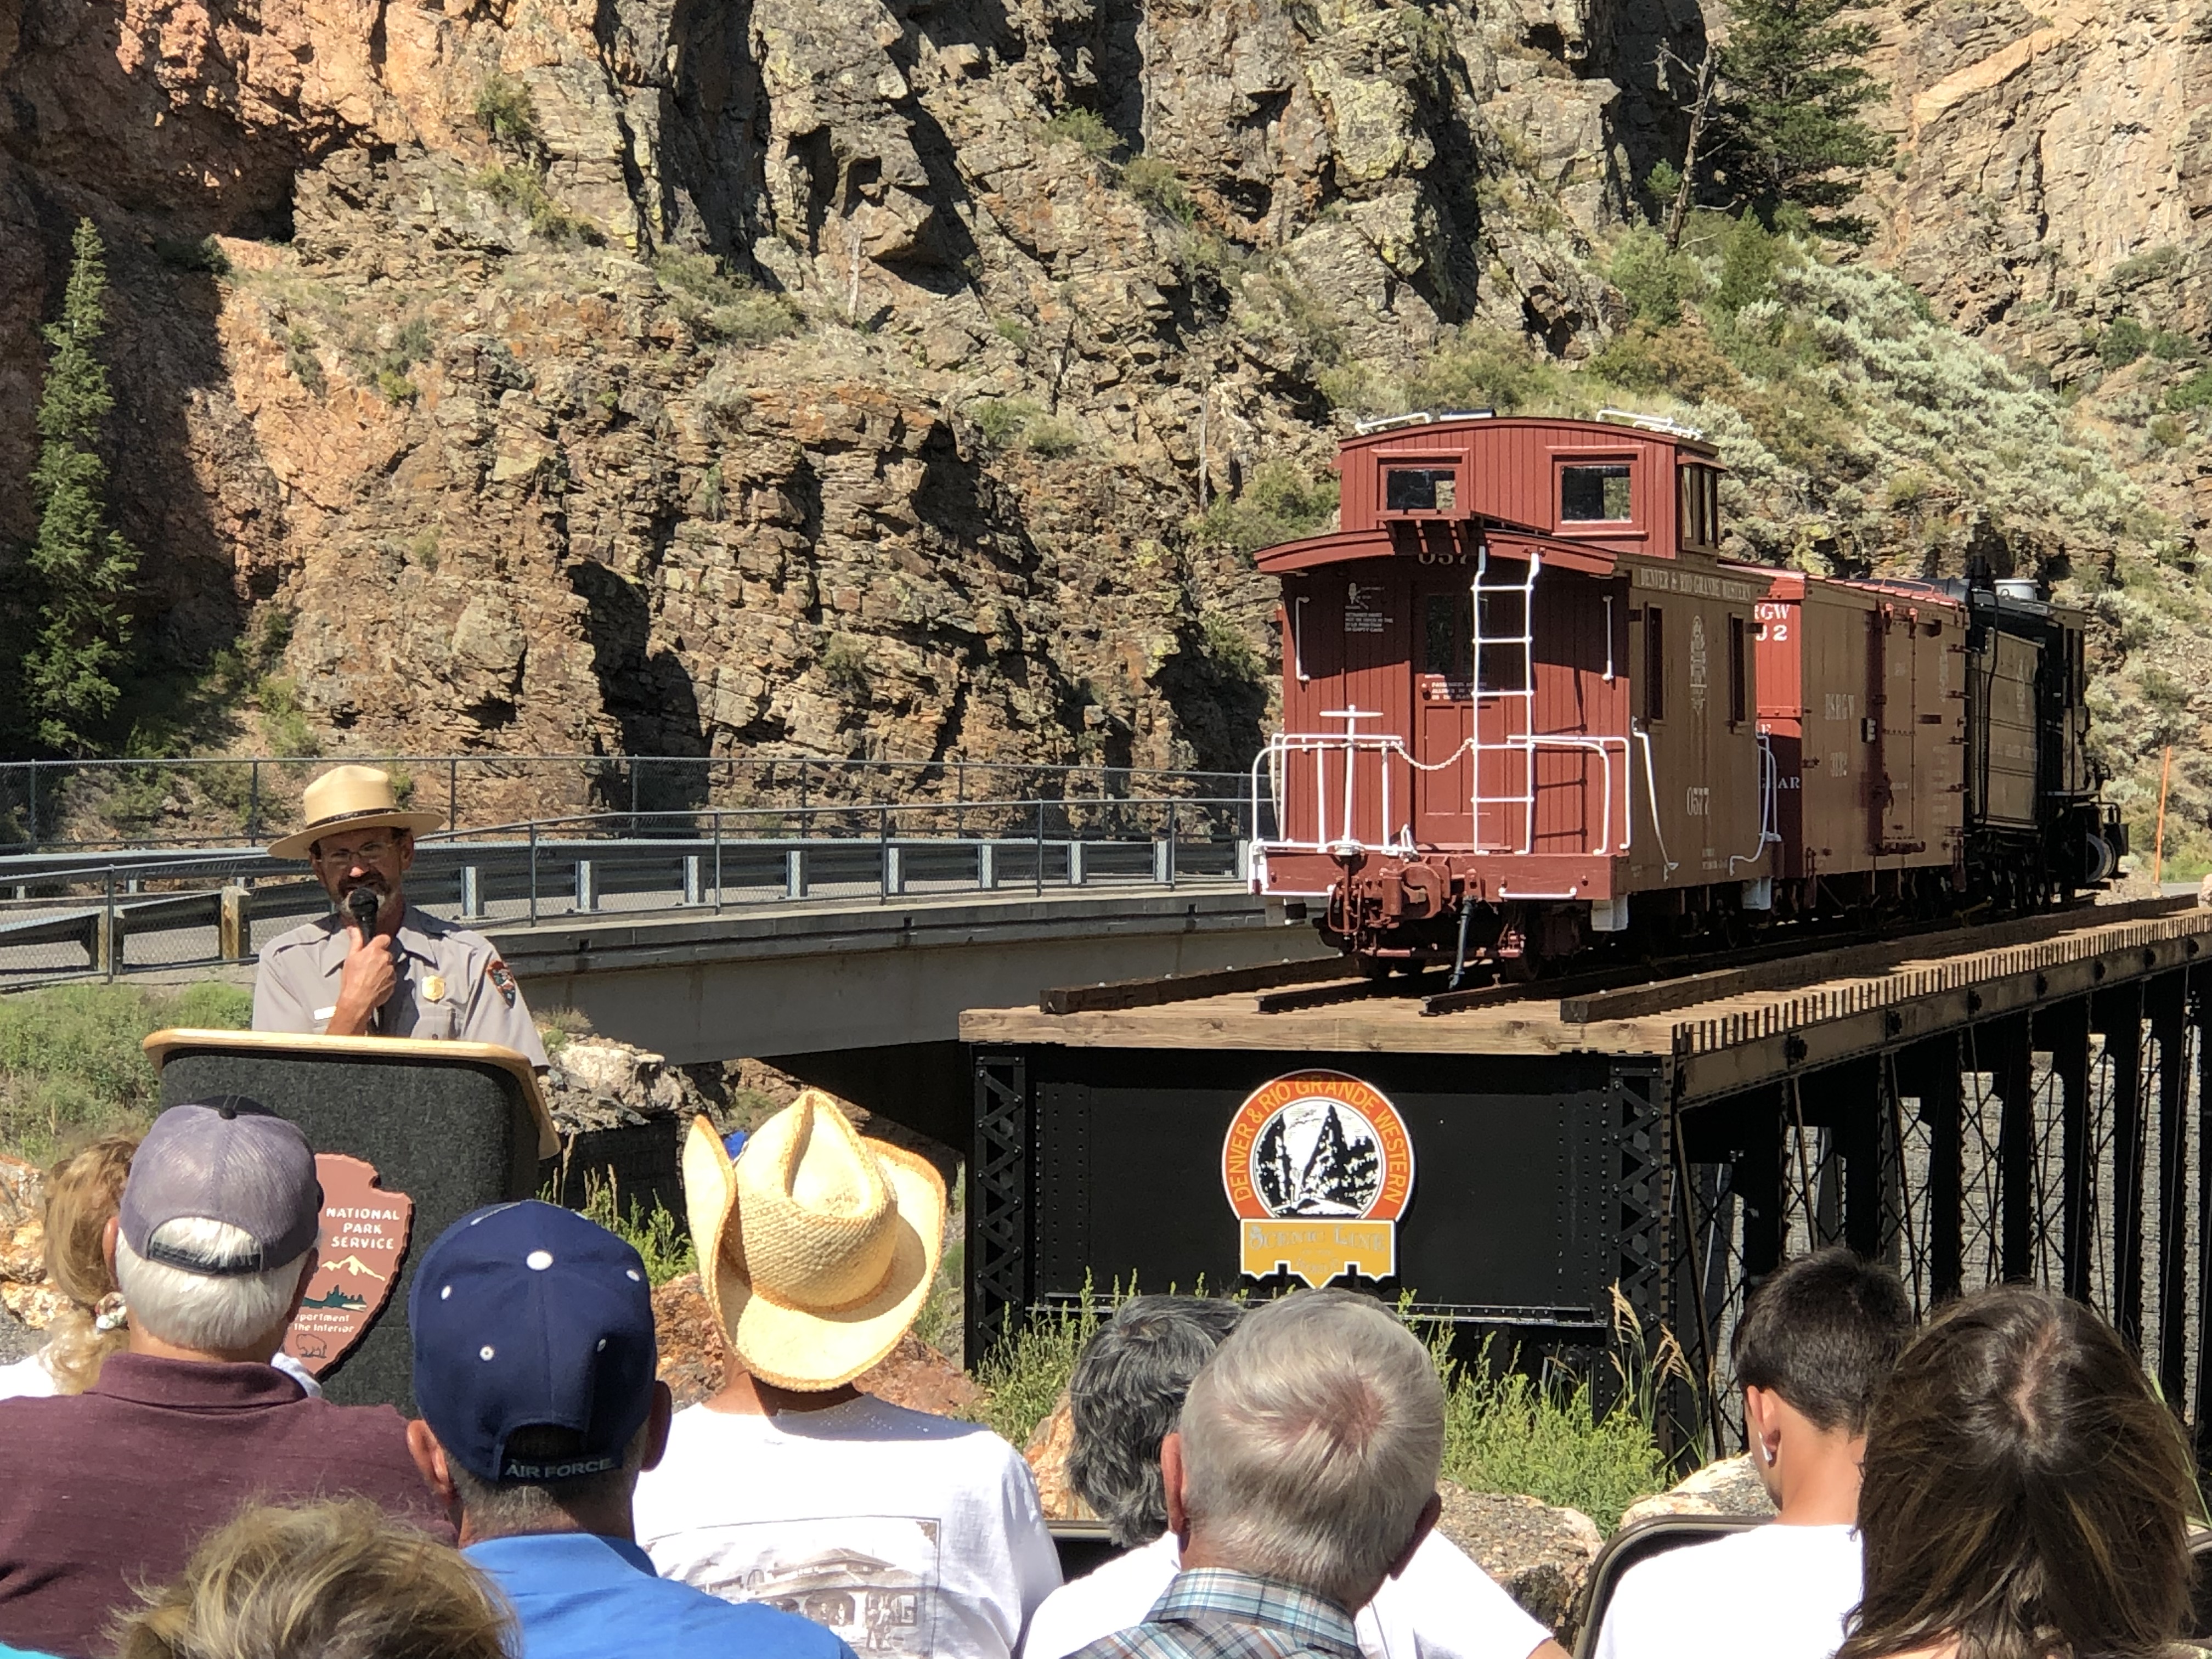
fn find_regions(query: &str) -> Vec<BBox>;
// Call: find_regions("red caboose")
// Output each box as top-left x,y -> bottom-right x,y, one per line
1252,413 -> 1777,964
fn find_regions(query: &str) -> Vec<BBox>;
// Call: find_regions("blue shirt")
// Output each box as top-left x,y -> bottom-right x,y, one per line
467,1532 -> 856,1659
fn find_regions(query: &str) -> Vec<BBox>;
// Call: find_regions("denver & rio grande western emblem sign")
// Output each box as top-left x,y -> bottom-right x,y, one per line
1222,1070 -> 1415,1287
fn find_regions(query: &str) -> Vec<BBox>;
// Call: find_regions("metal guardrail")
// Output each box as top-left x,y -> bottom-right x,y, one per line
0,797 -> 1260,988
0,754 -> 1248,853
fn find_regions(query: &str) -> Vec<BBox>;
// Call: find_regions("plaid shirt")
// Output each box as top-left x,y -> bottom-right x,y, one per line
1065,1568 -> 1362,1659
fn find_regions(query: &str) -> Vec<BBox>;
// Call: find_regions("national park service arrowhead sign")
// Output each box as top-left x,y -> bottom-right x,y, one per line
1223,1070 -> 1414,1288
283,1154 -> 413,1379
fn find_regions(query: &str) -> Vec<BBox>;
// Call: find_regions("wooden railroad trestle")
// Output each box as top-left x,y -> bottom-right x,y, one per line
961,900 -> 2212,1464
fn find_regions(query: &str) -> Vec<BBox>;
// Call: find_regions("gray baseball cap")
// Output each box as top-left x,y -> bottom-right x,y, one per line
119,1098 -> 323,1274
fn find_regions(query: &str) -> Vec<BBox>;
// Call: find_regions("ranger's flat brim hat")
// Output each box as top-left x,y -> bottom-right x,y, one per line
682,1092 -> 945,1392
268,765 -> 444,861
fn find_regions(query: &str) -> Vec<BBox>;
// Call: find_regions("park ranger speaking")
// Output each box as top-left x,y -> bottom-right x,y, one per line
252,765 -> 549,1067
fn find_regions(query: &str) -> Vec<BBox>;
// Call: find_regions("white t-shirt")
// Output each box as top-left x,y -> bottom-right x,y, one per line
0,1344 -> 323,1400
1021,1530 -> 1552,1659
1590,1523 -> 1861,1659
634,1396 -> 1064,1659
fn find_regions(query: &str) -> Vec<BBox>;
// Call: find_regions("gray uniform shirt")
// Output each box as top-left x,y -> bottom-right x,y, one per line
252,904 -> 549,1068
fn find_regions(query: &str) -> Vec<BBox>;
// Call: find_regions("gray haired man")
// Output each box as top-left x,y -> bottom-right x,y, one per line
0,1099 -> 448,1658
1062,1290 -> 1472,1659
1029,1296 -> 1564,1659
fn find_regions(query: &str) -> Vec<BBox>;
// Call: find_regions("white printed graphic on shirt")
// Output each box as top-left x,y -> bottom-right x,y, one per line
684,1515 -> 943,1656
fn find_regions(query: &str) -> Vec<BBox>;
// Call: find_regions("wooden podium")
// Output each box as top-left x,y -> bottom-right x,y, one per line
143,1029 -> 558,1412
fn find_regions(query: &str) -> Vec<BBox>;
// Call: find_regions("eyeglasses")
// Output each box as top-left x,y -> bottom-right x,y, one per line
313,839 -> 397,867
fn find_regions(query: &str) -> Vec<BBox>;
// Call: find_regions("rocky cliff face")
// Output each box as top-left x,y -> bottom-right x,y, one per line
1853,0 -> 2212,848
0,0 -> 1685,785
4,0 -> 2209,810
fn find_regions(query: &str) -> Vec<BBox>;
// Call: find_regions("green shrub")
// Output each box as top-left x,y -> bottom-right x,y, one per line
656,250 -> 749,308
473,72 -> 539,150
1608,227 -> 1702,327
1043,108 -> 1119,161
656,250 -> 802,341
571,1171 -> 695,1286
963,1285 -> 1674,1528
2150,330 -> 2197,362
1713,212 -> 1779,313
153,236 -> 230,276
1121,156 -> 1195,224
991,316 -> 1033,348
375,368 -> 419,404
1191,459 -> 1339,554
1404,326 -> 1564,414
1590,322 -> 1741,399
964,1286 -> 1105,1448
1198,611 -> 1267,682
820,635 -> 872,702
0,982 -> 252,1163
472,165 -> 597,244
970,397 -> 1041,448
253,676 -> 318,756
2167,370 -> 2212,412
283,325 -> 326,396
534,1006 -> 594,1055
2098,315 -> 2151,369
1022,416 -> 1082,459
2148,414 -> 2188,449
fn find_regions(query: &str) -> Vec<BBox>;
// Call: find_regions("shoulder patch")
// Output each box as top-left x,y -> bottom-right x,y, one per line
487,958 -> 518,1008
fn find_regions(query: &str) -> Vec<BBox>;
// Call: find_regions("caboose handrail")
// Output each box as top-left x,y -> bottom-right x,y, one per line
1254,729 -> 1629,861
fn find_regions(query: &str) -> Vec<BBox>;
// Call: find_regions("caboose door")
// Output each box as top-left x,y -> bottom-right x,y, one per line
1413,579 -> 1475,847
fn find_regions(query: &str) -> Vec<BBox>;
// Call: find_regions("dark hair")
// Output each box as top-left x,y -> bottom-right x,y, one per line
1836,1284 -> 2195,1659
1730,1245 -> 1912,1434
1069,1295 -> 1246,1547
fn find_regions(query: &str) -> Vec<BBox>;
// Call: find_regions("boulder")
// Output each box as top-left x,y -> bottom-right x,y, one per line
1615,1453 -> 1778,1528
0,1156 -> 44,1286
1434,1481 -> 1601,1637
1023,1392 -> 1094,1521
543,1039 -> 712,1136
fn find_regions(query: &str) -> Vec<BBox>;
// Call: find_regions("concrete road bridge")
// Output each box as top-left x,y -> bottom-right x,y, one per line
0,771 -> 1329,1137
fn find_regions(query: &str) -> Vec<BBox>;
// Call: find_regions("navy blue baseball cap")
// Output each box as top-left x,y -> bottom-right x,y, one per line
409,1201 -> 658,1482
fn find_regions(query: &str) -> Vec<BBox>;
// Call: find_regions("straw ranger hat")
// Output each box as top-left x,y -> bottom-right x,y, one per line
682,1092 -> 946,1391
268,765 -> 444,862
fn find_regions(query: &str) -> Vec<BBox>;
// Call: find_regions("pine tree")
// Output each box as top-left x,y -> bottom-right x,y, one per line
1708,0 -> 1892,241
26,218 -> 141,757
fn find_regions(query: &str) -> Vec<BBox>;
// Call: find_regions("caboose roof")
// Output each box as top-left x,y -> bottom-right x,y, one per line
1335,412 -> 1722,463
1252,414 -> 1730,573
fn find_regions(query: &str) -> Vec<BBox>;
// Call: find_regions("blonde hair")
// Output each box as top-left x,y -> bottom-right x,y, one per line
114,1499 -> 514,1659
40,1132 -> 138,1394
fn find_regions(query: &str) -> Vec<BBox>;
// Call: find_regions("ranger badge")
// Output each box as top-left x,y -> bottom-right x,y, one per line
422,973 -> 447,1003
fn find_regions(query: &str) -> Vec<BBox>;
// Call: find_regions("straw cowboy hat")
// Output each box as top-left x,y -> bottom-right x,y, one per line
267,765 -> 445,862
682,1092 -> 946,1391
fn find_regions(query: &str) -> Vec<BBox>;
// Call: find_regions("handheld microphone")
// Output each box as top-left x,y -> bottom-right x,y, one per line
346,885 -> 381,938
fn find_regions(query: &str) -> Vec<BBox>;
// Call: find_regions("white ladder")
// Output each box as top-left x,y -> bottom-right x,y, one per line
1470,548 -> 1542,852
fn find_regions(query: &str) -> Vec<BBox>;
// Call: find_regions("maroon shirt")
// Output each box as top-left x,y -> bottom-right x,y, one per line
0,1353 -> 453,1658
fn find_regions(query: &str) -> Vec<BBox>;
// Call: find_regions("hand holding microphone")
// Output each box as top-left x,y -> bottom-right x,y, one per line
332,885 -> 398,1035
